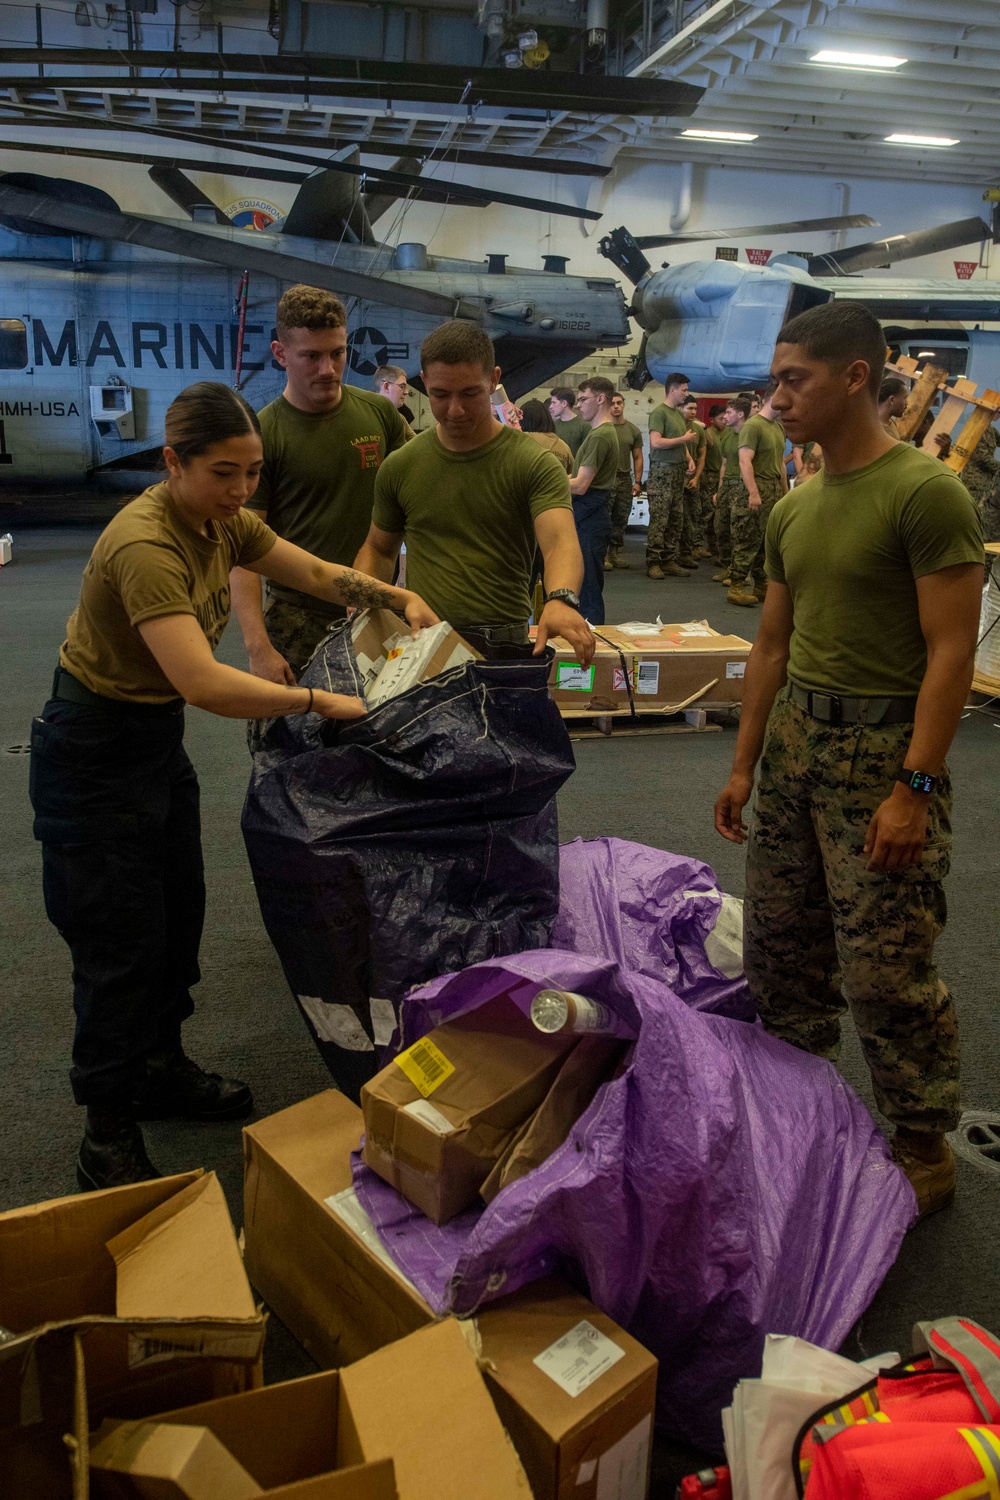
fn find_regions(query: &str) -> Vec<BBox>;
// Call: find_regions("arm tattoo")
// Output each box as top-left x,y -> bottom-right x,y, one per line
337,569 -> 397,611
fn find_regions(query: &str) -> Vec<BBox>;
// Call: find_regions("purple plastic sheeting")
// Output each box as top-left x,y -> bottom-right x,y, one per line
552,836 -> 755,1020
353,947 -> 916,1450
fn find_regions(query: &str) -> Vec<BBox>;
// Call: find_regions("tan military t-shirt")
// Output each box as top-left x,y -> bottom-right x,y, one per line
60,482 -> 276,703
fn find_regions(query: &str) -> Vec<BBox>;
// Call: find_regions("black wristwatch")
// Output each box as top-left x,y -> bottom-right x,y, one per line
897,770 -> 939,795
544,589 -> 582,611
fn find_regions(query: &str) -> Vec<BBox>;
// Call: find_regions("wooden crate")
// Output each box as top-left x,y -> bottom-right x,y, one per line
888,356 -> 1000,475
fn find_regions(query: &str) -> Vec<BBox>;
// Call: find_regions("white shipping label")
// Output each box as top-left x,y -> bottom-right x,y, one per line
726,661 -> 746,679
635,660 -> 660,695
557,663 -> 596,692
533,1319 -> 626,1398
403,1098 -> 455,1136
596,1415 -> 653,1500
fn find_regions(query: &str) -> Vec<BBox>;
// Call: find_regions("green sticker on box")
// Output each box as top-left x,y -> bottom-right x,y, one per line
556,664 -> 596,692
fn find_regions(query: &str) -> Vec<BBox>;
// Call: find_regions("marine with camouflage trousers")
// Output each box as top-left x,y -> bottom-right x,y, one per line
712,398 -> 751,583
606,392 -> 643,569
680,396 -> 711,556
957,424 -> 1000,547
728,388 -> 788,607
715,300 -> 984,1220
699,404 -> 727,557
230,285 -> 408,682
646,371 -> 699,579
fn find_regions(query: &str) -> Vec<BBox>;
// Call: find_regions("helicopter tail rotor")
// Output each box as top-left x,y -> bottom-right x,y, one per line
598,227 -> 652,286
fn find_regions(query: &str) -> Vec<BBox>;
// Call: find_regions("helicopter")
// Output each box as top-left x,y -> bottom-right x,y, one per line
598,211 -> 1000,393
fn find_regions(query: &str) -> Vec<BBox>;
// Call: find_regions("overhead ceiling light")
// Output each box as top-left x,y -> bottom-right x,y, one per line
681,129 -> 758,142
885,133 -> 960,147
810,49 -> 907,69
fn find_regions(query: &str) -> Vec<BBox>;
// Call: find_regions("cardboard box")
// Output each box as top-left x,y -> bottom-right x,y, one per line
544,620 -> 751,715
90,1419 -> 263,1500
474,1279 -> 657,1500
151,1321 -> 533,1500
243,1094 -> 658,1500
144,1373 -> 397,1499
350,610 -> 480,706
1,1171 -> 265,1500
361,994 -> 578,1224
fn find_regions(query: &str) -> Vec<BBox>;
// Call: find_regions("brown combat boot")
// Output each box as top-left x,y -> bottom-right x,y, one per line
615,552 -> 631,569
677,555 -> 699,569
754,582 -> 768,602
646,564 -> 666,580
663,561 -> 691,577
711,569 -> 731,583
727,586 -> 759,608
892,1135 -> 956,1220
604,551 -> 616,570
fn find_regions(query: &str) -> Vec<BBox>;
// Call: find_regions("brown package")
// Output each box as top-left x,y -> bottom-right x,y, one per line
361,994 -> 579,1224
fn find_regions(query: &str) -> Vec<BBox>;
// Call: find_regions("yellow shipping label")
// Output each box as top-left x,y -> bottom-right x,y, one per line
394,1036 -> 455,1097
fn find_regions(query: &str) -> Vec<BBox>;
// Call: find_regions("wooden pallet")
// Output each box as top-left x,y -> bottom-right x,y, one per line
563,706 -> 731,739
887,356 -> 1000,475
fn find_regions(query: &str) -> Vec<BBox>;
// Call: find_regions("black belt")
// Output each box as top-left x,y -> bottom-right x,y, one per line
787,680 -> 916,726
457,621 -> 530,645
52,666 -> 181,714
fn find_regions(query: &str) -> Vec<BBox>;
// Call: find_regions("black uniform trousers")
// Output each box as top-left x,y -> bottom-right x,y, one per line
30,672 -> 204,1107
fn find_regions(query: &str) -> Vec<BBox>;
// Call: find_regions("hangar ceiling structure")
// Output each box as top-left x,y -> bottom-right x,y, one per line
0,0 -> 991,187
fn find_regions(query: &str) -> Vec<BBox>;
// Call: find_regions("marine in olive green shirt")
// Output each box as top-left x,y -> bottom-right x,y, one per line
648,403 -> 690,467
574,423 -> 620,491
766,444 -> 983,697
373,425 -> 571,626
61,483 -> 276,703
738,413 -> 786,483
554,414 -> 591,457
612,418 -> 643,474
703,424 -> 723,483
250,384 -> 407,608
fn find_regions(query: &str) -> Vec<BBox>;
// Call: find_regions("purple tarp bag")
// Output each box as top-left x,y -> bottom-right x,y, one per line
353,841 -> 915,1450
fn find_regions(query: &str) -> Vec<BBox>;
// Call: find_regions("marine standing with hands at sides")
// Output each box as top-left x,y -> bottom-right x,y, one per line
569,376 -> 621,625
714,301 -> 983,1219
606,392 -> 643,571
230,286 -> 409,686
29,382 -> 439,1192
645,372 -> 700,580
727,385 -> 788,608
547,387 -> 591,457
354,322 -> 594,664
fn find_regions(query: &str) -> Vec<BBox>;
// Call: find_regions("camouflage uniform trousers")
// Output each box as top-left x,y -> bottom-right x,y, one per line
645,464 -> 692,568
729,475 -> 785,588
713,474 -> 745,572
744,692 -> 960,1135
701,472 -> 720,555
609,470 -> 635,554
246,593 -> 346,753
981,476 -> 1000,546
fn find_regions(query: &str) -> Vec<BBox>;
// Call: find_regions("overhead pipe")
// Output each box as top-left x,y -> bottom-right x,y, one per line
670,159 -> 693,233
833,183 -> 849,249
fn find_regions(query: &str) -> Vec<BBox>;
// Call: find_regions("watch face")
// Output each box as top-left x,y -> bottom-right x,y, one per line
909,772 -> 935,794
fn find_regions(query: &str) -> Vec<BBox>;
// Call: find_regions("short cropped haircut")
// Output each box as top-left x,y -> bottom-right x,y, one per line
276,284 -> 347,341
665,371 -> 690,392
737,390 -> 758,401
879,376 -> 909,403
373,364 -> 406,389
421,320 -> 495,374
682,395 -> 699,407
708,403 -> 726,418
550,386 -> 577,407
776,300 -> 888,394
578,375 -> 616,401
726,397 -> 752,419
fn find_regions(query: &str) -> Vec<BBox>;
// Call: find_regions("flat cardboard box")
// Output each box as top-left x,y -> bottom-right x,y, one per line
543,619 -> 751,714
89,1419 -> 263,1500
337,1319 -> 531,1498
475,1278 -> 657,1500
361,994 -> 578,1224
149,1372 -> 397,1499
243,1093 -> 658,1500
350,610 -> 480,706
0,1170 -> 265,1500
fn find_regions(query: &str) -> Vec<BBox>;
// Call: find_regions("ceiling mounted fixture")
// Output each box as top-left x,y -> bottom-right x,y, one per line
681,129 -> 758,142
810,50 -> 907,70
885,134 -> 960,148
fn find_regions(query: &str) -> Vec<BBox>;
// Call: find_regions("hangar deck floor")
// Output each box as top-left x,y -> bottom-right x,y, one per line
3,525 -> 999,1493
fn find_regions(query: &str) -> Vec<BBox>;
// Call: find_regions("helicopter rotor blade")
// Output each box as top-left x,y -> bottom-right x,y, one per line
807,217 -> 991,275
0,182 -> 475,321
282,153 -> 376,245
633,214 -> 880,250
147,164 -> 230,226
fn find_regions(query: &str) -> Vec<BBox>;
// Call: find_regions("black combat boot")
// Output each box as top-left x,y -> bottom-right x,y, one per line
132,1048 -> 253,1122
78,1106 -> 161,1192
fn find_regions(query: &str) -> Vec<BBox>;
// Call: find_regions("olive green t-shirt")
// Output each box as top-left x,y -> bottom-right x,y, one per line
574,422 -> 620,491
373,424 -> 571,626
766,444 -> 983,697
649,403 -> 689,467
250,386 -> 406,607
60,482 -> 276,704
718,426 -> 743,479
738,414 -> 786,482
703,424 -> 723,479
612,419 -> 642,473
555,415 -> 591,456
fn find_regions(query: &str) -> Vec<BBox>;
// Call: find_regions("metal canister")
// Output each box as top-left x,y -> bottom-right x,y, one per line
529,989 -> 616,1035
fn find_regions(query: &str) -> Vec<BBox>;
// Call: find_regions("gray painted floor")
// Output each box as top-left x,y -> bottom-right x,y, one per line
2,525 -> 999,1491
